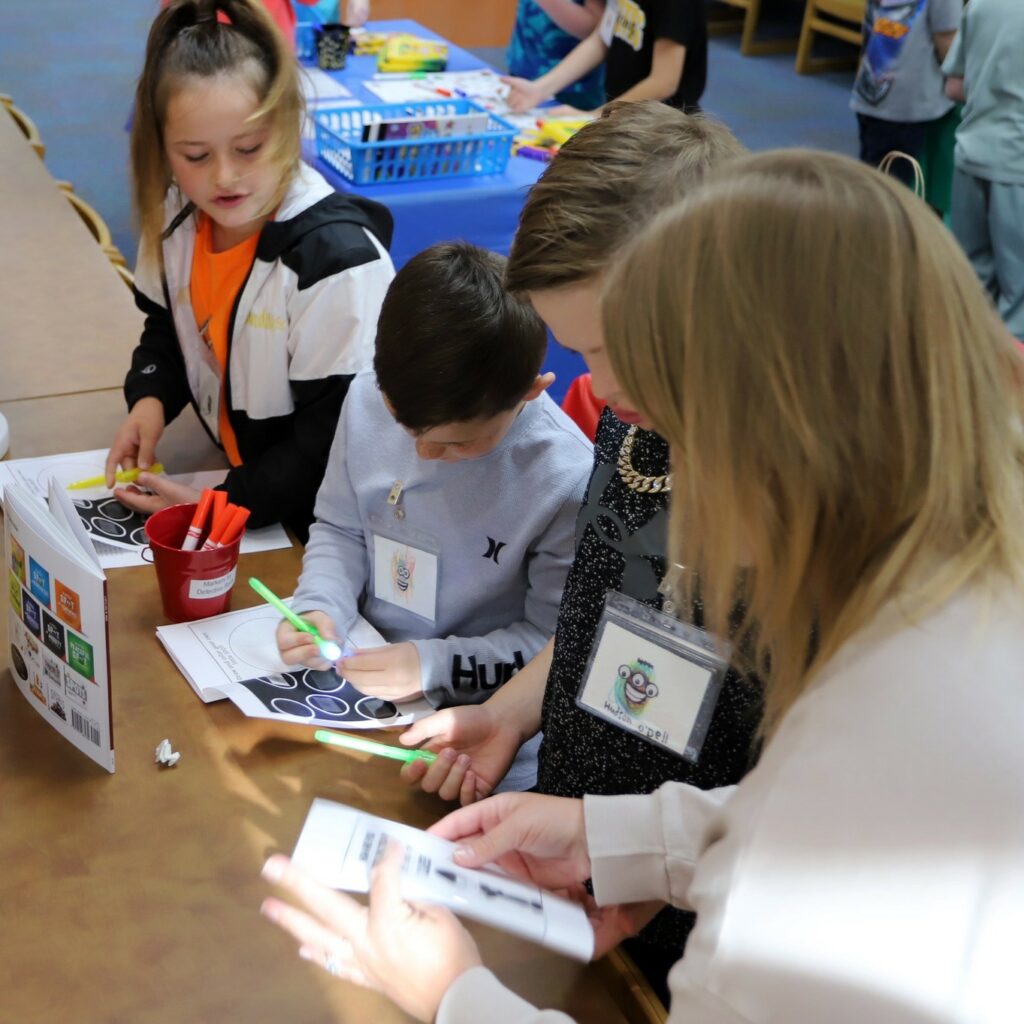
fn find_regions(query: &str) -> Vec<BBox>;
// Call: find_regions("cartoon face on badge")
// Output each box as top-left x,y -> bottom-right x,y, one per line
615,658 -> 658,714
390,547 -> 415,597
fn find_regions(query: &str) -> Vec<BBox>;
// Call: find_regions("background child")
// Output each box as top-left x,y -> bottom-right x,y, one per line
506,1 -> 606,112
396,103 -> 759,1001
106,0 -> 394,538
943,0 -> 1024,343
504,0 -> 707,116
850,0 -> 960,192
278,242 -> 592,792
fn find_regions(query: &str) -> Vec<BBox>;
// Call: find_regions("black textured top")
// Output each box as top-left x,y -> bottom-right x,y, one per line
536,408 -> 762,955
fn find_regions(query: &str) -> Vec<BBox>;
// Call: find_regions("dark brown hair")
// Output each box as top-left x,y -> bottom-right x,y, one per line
374,242 -> 547,431
506,100 -> 745,294
131,0 -> 303,265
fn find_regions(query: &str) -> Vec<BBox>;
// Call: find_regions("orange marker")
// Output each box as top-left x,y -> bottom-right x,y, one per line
435,87 -> 452,97
201,501 -> 237,551
181,488 -> 215,551
216,505 -> 250,548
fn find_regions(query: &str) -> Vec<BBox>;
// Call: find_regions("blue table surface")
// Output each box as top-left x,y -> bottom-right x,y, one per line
303,19 -> 585,402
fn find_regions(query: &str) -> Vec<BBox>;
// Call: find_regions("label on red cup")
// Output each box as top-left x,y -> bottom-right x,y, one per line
188,568 -> 237,600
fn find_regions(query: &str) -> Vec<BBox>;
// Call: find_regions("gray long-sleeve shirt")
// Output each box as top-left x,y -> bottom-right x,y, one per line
293,372 -> 593,711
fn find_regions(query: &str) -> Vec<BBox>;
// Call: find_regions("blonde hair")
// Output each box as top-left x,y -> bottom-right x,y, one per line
505,101 -> 744,294
604,149 -> 1024,735
131,0 -> 304,265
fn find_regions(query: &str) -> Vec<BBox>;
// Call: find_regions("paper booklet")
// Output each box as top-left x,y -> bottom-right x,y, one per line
4,480 -> 115,772
0,449 -> 291,569
156,600 -> 431,729
291,798 -> 594,962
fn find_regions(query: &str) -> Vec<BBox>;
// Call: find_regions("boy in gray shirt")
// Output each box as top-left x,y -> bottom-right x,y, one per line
278,242 -> 592,789
850,0 -> 960,189
943,0 -> 1024,343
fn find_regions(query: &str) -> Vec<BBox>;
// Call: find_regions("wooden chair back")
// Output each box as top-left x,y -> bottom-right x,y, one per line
0,94 -> 45,159
795,0 -> 866,74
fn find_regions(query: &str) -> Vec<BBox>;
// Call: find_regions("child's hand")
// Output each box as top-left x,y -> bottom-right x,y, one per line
343,0 -> 370,26
397,706 -> 522,804
106,397 -> 165,489
339,642 -> 422,701
501,75 -> 548,113
113,472 -> 199,515
276,610 -> 342,670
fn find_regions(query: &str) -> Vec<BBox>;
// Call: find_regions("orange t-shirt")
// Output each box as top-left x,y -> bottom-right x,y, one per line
190,213 -> 261,467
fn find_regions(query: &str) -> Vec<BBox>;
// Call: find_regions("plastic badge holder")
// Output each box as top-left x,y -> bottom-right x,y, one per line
314,99 -> 516,185
577,590 -> 731,763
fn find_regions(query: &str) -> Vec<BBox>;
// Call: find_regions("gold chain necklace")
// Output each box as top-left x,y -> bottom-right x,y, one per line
616,425 -> 671,493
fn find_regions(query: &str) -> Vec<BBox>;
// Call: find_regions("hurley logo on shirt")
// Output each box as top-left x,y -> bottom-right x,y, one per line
482,537 -> 506,564
613,0 -> 646,51
451,650 -> 525,691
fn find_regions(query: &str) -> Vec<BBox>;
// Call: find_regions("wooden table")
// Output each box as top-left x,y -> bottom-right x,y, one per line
0,430 -> 650,1024
0,106 -> 141,403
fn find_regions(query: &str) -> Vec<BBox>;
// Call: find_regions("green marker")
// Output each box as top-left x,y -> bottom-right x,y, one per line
315,729 -> 438,764
248,576 -> 346,662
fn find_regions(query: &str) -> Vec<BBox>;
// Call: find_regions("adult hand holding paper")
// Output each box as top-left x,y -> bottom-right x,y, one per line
262,843 -> 482,1023
432,791 -> 592,892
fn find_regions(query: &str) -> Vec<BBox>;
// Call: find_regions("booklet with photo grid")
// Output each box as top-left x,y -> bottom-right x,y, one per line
4,480 -> 114,772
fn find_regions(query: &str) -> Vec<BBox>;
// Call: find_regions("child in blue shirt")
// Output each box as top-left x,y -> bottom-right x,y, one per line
278,242 -> 593,791
506,0 -> 606,111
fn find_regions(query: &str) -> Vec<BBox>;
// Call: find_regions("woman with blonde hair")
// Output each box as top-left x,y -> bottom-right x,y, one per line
260,150 -> 1024,1023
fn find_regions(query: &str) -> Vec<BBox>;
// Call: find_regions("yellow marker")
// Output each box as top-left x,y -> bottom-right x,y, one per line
67,463 -> 165,491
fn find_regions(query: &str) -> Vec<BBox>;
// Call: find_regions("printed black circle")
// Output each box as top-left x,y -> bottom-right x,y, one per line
257,674 -> 298,690
269,697 -> 315,719
307,694 -> 349,717
97,499 -> 134,522
91,518 -> 128,539
302,668 -> 344,693
354,695 -> 398,720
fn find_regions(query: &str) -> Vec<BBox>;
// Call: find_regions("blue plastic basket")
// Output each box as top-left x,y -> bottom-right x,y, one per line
314,99 -> 516,185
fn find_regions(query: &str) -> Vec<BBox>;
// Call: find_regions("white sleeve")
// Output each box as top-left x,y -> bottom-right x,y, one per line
437,968 -> 576,1024
285,228 -> 394,380
586,781 -> 734,909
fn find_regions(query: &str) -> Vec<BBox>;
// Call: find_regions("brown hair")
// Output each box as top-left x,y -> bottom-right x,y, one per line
131,0 -> 304,265
505,100 -> 745,294
374,242 -> 547,432
604,149 -> 1024,736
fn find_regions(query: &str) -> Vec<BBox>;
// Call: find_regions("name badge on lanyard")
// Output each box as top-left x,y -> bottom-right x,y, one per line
370,516 -> 440,623
576,591 -> 730,762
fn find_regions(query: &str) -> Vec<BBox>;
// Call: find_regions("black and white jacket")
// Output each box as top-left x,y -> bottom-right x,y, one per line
125,163 -> 395,536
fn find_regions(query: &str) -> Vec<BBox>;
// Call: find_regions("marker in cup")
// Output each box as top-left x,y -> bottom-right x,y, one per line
247,577 -> 347,663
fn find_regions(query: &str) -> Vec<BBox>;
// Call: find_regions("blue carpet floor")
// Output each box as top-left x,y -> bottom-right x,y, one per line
1,3 -> 857,267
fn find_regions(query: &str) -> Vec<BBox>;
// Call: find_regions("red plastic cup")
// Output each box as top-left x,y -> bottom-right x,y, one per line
145,503 -> 241,622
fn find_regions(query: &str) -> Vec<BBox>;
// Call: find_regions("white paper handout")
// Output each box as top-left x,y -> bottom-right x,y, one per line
0,449 -> 291,568
292,799 -> 595,961
156,599 -> 431,728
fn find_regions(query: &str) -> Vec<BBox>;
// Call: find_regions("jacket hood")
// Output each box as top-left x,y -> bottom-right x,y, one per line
259,163 -> 394,261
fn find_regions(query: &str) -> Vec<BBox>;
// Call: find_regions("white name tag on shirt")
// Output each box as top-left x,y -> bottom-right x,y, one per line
577,591 -> 728,762
372,531 -> 438,622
